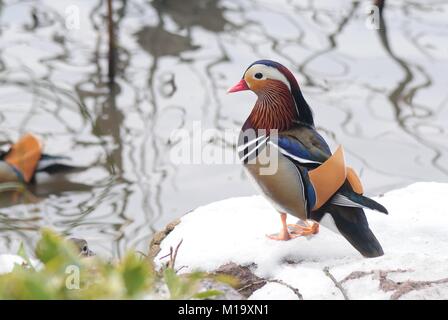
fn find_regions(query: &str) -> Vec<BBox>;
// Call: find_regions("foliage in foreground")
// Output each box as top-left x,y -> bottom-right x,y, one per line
0,229 -> 224,299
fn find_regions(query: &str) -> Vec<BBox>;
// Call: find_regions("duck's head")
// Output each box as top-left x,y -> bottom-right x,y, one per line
228,60 -> 314,129
228,60 -> 295,95
68,238 -> 95,257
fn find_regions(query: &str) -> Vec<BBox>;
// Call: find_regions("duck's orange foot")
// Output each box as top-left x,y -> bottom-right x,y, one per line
266,231 -> 300,241
288,221 -> 319,236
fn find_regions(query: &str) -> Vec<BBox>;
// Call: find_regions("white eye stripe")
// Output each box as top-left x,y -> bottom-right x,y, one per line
246,64 -> 291,90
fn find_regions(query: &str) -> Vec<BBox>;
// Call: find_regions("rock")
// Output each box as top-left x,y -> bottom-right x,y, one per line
149,218 -> 180,259
214,263 -> 265,298
198,278 -> 244,300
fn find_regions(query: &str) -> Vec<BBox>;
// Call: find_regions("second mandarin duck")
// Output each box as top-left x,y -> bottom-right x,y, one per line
0,133 -> 84,184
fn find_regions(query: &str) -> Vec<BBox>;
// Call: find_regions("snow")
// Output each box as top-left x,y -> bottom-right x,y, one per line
0,182 -> 446,299
0,254 -> 40,274
249,282 -> 299,300
0,254 -> 27,274
155,182 -> 448,299
0,253 -> 42,275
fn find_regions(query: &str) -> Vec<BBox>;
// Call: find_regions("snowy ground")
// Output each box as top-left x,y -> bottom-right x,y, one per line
155,182 -> 448,300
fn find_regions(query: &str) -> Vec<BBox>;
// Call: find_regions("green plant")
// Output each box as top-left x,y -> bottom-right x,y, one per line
163,268 -> 221,299
0,229 -> 225,299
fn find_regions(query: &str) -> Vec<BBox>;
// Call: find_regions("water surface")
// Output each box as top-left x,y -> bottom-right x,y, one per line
0,0 -> 447,257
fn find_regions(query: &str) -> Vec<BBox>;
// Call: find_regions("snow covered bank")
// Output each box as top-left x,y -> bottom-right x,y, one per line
154,182 -> 448,299
0,255 -> 27,274
0,254 -> 40,274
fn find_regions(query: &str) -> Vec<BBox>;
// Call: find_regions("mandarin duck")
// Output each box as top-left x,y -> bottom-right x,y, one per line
228,60 -> 388,258
0,133 -> 83,185
0,238 -> 94,274
68,238 -> 95,257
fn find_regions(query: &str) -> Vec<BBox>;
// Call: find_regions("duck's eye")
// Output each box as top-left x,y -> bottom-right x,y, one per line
254,72 -> 263,79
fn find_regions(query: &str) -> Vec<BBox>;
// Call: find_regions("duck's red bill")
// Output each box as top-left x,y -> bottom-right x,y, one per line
227,79 -> 249,93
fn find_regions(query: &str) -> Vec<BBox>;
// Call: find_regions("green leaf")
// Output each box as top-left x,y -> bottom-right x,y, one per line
35,229 -> 80,269
35,229 -> 63,264
16,242 -> 36,271
213,274 -> 240,288
21,275 -> 53,300
163,268 -> 208,299
163,268 -> 181,298
193,290 -> 223,299
120,251 -> 152,297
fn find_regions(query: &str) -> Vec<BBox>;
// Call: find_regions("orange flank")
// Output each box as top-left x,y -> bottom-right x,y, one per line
308,146 -> 347,210
308,146 -> 365,210
4,133 -> 42,182
347,167 -> 364,195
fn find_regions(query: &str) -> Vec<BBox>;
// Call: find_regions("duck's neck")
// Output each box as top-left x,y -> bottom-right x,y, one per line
248,81 -> 314,133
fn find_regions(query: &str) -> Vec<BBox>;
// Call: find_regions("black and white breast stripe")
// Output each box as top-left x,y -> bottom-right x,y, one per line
238,135 -> 269,163
238,134 -> 324,166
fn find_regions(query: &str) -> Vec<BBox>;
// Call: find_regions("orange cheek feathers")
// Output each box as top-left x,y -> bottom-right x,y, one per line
244,76 -> 267,92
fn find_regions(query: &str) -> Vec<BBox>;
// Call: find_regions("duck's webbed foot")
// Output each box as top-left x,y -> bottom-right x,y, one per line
266,213 -> 302,241
288,220 -> 319,236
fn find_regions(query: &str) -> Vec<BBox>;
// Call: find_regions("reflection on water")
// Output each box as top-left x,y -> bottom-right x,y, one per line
0,0 -> 447,257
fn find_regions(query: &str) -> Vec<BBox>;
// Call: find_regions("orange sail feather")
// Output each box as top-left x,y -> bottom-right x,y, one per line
4,133 -> 42,182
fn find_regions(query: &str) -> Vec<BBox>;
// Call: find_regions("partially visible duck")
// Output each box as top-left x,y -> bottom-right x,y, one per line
0,133 -> 84,185
0,238 -> 95,275
68,238 -> 95,257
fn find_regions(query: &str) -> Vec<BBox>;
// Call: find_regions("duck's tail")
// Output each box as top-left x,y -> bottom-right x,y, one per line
329,191 -> 388,214
312,204 -> 384,258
